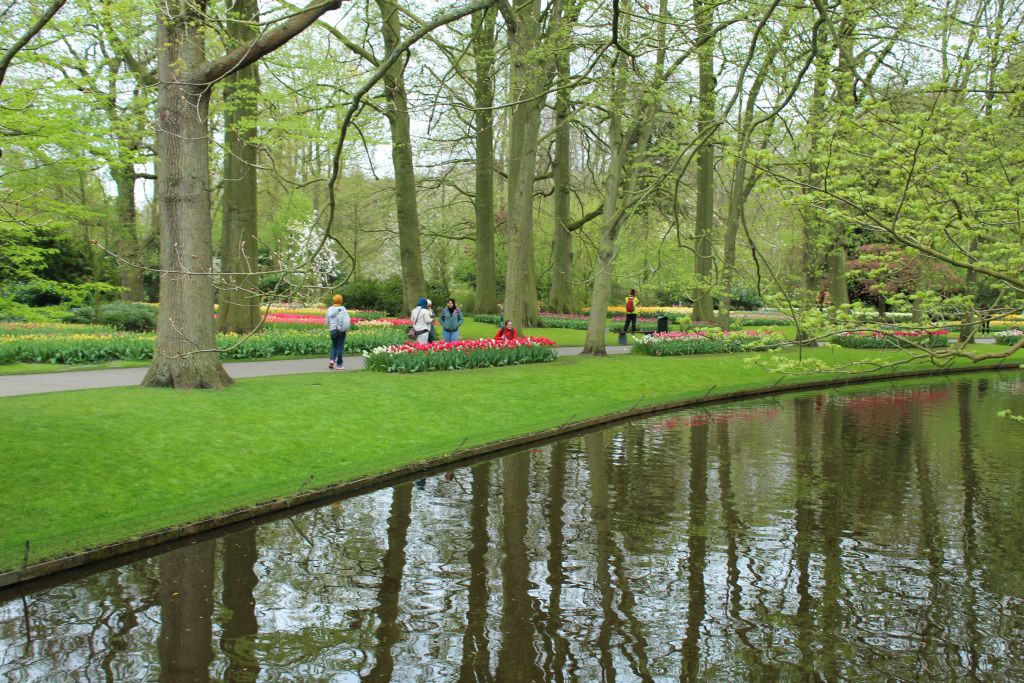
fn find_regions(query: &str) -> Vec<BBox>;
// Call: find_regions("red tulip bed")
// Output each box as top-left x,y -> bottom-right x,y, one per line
364,337 -> 558,373
631,329 -> 785,356
830,329 -> 950,349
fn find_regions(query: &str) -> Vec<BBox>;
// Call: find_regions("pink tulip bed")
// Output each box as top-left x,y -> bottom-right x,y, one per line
364,337 -> 558,373
265,312 -> 412,329
831,329 -> 950,349
631,329 -> 785,356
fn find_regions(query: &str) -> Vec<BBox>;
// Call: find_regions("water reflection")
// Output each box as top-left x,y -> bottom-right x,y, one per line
2,375 -> 1024,681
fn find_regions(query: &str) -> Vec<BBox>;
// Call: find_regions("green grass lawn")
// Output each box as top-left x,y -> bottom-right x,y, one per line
1,344 -> 1019,575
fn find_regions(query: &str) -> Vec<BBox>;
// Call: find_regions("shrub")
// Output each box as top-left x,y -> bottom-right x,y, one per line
729,285 -> 763,310
473,313 -> 503,326
341,278 -> 406,315
0,298 -> 70,323
364,337 -> 557,373
69,302 -> 158,331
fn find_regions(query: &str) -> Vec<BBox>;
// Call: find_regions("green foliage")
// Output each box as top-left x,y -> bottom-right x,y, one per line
0,298 -> 69,323
69,302 -> 157,331
341,278 -> 406,315
729,285 -> 764,310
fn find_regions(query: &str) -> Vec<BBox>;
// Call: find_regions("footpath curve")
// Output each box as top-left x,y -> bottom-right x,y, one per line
0,345 -> 632,397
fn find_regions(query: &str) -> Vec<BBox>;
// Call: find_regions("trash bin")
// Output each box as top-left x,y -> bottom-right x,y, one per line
657,315 -> 669,333
618,332 -> 628,345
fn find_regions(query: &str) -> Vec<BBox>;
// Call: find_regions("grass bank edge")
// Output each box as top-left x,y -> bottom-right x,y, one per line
1,349 -> 1019,576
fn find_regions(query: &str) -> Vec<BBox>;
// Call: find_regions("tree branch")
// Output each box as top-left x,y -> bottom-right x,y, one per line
188,0 -> 344,85
0,0 -> 67,87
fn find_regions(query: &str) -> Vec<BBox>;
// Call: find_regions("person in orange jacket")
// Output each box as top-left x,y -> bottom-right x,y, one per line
623,289 -> 640,332
494,319 -> 518,340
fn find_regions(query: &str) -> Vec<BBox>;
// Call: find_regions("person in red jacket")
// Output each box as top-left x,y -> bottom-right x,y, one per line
494,320 -> 518,340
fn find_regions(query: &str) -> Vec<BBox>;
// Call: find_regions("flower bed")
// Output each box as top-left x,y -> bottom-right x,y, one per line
631,329 -> 784,356
364,337 -> 557,373
0,323 -> 407,365
993,329 -> 1024,345
265,312 -> 410,329
474,312 -> 662,332
830,329 -> 950,349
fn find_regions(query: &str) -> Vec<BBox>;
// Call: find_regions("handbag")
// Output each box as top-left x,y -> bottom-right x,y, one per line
406,325 -> 417,340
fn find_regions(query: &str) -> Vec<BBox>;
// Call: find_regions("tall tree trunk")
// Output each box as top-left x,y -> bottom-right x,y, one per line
472,8 -> 498,314
144,3 -> 232,389
801,39 -> 831,293
218,0 -> 261,334
691,0 -> 717,323
377,0 -> 427,312
112,166 -> 145,301
582,71 -> 627,355
547,43 -> 574,313
502,0 -> 547,329
143,0 -> 340,388
718,38 -> 781,328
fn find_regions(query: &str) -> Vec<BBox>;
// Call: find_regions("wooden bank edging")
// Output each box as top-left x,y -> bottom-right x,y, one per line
1,361 -> 1017,592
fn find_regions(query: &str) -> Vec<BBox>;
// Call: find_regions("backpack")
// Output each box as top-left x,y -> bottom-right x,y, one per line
626,297 -> 635,313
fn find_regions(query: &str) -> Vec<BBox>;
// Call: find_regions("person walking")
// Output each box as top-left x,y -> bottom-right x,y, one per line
440,298 -> 465,342
494,319 -> 518,340
411,297 -> 433,344
623,289 -> 640,333
326,294 -> 351,369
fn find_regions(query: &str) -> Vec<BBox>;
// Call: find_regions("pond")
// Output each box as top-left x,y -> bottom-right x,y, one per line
2,374 -> 1024,680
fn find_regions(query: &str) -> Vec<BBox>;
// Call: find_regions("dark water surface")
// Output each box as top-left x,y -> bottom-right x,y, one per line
3,375 -> 1024,681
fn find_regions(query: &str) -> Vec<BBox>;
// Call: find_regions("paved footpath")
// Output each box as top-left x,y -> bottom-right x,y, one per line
0,345 -> 632,398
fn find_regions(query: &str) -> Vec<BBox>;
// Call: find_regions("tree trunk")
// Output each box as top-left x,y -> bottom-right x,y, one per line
582,85 -> 626,355
718,38 -> 780,329
502,0 -> 546,329
801,38 -> 831,293
691,0 -> 716,323
377,0 -> 427,313
144,4 -> 232,389
112,166 -> 145,301
547,44 -> 574,314
218,0 -> 261,335
472,9 -> 498,314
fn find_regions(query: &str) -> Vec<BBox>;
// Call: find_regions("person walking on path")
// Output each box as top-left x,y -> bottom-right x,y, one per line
411,297 -> 434,344
326,294 -> 351,369
440,298 -> 465,342
623,289 -> 640,333
494,319 -> 518,340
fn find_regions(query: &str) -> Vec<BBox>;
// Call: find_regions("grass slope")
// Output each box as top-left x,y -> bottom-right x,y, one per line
0,346 -> 1017,573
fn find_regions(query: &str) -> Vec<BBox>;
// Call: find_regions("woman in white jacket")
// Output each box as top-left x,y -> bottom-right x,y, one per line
410,297 -> 433,344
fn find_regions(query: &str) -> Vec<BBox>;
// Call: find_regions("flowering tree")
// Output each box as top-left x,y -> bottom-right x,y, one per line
281,217 -> 342,294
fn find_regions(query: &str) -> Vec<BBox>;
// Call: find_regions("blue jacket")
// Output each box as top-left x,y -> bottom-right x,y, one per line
440,307 -> 464,332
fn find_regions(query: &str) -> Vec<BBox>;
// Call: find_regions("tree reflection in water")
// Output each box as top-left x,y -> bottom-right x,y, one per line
2,376 -> 1024,681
